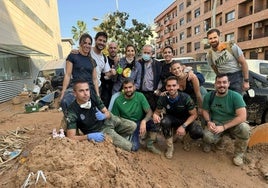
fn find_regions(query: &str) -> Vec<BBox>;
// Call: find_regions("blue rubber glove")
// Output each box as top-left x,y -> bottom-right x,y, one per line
95,109 -> 106,120
87,132 -> 104,142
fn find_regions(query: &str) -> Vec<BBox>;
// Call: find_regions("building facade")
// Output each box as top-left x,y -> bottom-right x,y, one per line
0,0 -> 63,102
154,0 -> 268,61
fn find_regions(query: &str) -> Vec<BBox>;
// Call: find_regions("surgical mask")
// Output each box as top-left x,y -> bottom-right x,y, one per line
80,100 -> 91,109
142,54 -> 151,61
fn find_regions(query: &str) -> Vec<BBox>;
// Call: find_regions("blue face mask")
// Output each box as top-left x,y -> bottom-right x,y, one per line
142,54 -> 151,61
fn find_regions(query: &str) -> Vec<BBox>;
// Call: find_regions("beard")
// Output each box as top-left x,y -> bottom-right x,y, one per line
125,91 -> 134,98
217,87 -> 227,95
210,40 -> 219,49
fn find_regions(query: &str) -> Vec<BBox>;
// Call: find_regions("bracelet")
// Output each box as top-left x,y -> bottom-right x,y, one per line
223,124 -> 226,130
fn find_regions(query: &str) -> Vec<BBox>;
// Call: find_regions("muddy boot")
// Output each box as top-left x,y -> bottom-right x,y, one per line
165,137 -> 174,159
182,133 -> 191,152
146,132 -> 161,155
233,139 -> 248,166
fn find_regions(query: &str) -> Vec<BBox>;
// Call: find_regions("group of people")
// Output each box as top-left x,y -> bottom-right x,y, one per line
59,28 -> 251,166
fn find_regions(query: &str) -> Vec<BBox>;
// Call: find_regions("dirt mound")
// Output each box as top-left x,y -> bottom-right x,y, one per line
0,99 -> 268,187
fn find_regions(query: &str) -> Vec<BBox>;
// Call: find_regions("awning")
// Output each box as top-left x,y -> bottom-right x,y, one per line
0,43 -> 49,57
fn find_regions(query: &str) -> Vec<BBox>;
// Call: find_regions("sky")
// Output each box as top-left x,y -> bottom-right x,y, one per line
57,0 -> 175,40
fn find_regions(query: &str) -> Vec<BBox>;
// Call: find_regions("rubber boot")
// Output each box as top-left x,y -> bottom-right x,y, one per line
165,137 -> 174,159
146,132 -> 161,155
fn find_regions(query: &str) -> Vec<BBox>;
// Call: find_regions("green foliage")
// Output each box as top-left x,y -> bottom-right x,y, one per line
71,20 -> 88,42
94,11 -> 153,55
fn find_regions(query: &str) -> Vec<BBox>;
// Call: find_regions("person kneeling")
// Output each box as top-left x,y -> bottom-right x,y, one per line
153,76 -> 203,159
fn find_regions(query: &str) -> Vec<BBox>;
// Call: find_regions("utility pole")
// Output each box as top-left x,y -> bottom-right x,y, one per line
212,0 -> 217,28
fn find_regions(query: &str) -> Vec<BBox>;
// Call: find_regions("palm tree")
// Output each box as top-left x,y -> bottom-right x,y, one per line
71,20 -> 88,42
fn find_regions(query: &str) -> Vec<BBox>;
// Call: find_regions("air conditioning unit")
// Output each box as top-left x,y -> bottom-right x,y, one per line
254,22 -> 263,28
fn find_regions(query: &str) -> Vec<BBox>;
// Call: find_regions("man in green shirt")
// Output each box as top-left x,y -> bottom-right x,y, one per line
202,74 -> 250,166
112,78 -> 161,154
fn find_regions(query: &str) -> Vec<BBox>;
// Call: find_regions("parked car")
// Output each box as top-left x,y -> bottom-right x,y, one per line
182,61 -> 268,125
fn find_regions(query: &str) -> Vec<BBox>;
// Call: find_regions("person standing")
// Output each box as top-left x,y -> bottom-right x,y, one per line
91,32 -> 116,95
112,44 -> 142,94
206,28 -> 250,94
65,80 -> 136,151
138,44 -> 162,111
153,76 -> 203,159
101,41 -> 119,107
112,78 -> 161,154
202,74 -> 250,166
60,33 -> 99,114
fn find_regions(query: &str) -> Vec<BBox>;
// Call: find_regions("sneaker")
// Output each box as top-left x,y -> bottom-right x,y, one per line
203,143 -> 211,153
233,155 -> 244,166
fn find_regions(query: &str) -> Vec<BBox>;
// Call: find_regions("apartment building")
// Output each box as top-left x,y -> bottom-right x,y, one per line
0,0 -> 65,103
154,0 -> 268,61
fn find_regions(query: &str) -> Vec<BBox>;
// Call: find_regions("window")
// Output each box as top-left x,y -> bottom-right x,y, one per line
225,33 -> 234,41
0,52 -> 31,81
180,32 -> 185,40
194,8 -> 200,18
194,25 -> 200,34
194,42 -> 200,50
180,46 -> 185,54
179,3 -> 184,11
179,18 -> 184,26
226,11 -> 235,23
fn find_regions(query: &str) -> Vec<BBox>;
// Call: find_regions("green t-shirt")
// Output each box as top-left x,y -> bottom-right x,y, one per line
111,92 -> 150,122
203,90 -> 246,124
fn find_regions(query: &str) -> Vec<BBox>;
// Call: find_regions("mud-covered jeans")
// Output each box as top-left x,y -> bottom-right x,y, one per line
102,114 -> 136,151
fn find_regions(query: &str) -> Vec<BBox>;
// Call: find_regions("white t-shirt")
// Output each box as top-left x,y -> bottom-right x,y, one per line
91,49 -> 111,86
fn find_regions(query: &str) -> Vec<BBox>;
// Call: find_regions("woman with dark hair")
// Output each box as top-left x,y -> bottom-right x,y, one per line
60,33 -> 99,113
112,44 -> 142,94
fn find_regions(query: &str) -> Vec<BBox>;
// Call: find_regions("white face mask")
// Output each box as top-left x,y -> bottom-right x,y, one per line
80,100 -> 91,109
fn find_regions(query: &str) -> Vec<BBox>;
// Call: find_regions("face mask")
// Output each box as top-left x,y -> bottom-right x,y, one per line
142,54 -> 151,61
80,100 -> 91,109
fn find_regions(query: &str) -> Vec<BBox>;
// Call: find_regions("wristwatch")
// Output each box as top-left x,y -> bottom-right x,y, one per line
244,78 -> 249,82
182,123 -> 187,129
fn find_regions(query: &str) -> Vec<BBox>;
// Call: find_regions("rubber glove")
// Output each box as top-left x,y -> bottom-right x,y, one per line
95,109 -> 106,120
87,132 -> 104,142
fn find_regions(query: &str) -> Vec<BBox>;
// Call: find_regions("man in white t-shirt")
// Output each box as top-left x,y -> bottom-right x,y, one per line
91,32 -> 116,91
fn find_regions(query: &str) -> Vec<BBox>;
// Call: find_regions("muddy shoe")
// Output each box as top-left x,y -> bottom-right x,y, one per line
183,142 -> 191,152
233,154 -> 244,166
203,143 -> 211,153
165,147 -> 174,159
147,140 -> 161,155
215,139 -> 225,150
